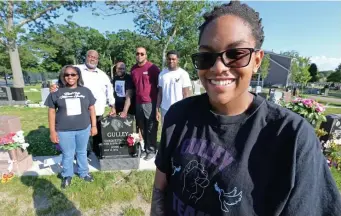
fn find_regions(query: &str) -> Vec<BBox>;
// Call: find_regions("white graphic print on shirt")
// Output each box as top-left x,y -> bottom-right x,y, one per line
171,157 -> 181,176
214,182 -> 242,212
182,160 -> 210,204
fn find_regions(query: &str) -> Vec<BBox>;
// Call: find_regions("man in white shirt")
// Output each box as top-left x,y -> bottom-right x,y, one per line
156,50 -> 192,123
51,50 -> 115,158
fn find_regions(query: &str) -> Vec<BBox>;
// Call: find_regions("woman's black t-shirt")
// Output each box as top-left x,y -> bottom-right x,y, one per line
155,93 -> 341,216
45,86 -> 96,131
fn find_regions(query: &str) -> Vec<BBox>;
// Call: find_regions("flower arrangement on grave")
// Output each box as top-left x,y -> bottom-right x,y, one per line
0,130 -> 29,181
281,97 -> 327,127
0,130 -> 29,151
126,133 -> 144,157
322,133 -> 341,170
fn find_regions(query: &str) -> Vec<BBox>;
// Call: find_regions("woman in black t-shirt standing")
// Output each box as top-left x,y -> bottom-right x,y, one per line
45,65 -> 97,189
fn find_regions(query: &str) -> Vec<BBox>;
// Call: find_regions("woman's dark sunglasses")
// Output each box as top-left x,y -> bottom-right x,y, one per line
64,73 -> 77,77
191,48 -> 259,70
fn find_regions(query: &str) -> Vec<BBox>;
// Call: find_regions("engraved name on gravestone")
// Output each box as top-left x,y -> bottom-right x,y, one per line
100,115 -> 134,158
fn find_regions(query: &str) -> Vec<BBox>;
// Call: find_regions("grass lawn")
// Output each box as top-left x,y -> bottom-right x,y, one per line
24,84 -> 42,103
0,105 -> 156,215
1,91 -> 341,215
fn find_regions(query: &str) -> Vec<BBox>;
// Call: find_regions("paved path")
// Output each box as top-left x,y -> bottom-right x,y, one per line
22,153 -> 156,176
308,95 -> 341,104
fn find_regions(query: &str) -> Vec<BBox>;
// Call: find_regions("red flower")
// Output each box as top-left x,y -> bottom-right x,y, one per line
127,136 -> 135,147
0,133 -> 15,145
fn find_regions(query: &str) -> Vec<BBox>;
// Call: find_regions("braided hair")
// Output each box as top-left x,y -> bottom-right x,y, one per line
199,1 -> 265,49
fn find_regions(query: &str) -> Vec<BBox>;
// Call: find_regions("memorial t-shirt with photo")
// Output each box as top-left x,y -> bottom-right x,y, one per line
155,93 -> 341,216
45,86 -> 96,131
113,74 -> 134,113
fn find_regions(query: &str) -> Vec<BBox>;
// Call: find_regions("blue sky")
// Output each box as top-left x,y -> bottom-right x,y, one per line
53,1 -> 341,71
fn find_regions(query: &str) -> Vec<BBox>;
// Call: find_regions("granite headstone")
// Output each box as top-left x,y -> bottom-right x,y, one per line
99,115 -> 140,170
0,87 -> 9,101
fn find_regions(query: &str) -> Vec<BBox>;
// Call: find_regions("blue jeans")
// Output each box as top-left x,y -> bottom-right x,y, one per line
58,125 -> 90,178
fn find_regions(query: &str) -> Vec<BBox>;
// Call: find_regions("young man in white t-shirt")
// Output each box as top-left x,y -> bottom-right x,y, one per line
156,50 -> 192,123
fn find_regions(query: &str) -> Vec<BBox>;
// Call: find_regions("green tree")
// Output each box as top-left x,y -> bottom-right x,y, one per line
280,50 -> 300,59
106,1 -> 209,69
0,1 -> 91,88
327,71 -> 341,82
308,63 -> 318,82
105,30 -> 160,74
259,54 -> 270,87
326,63 -> 341,82
290,56 -> 311,88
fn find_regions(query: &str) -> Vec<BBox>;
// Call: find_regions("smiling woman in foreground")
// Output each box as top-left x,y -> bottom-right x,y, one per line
151,1 -> 341,215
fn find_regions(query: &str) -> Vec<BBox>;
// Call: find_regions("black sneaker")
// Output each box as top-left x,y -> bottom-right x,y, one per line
61,177 -> 72,189
144,153 -> 155,161
140,151 -> 147,158
80,174 -> 94,182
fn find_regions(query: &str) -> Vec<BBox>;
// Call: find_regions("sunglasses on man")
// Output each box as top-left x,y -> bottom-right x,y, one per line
191,48 -> 259,70
136,52 -> 145,56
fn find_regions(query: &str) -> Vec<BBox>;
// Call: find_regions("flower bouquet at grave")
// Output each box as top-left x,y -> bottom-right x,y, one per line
126,133 -> 144,157
0,131 -> 29,151
0,130 -> 29,181
281,97 -> 327,127
322,133 -> 341,170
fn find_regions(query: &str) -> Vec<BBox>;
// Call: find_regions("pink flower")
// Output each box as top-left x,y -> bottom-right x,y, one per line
302,99 -> 313,108
127,136 -> 135,147
293,97 -> 302,103
316,104 -> 325,113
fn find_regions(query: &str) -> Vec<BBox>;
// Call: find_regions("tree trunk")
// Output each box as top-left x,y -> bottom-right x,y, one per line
73,55 -> 77,65
184,60 -> 188,69
8,43 -> 25,88
7,1 -> 25,88
257,73 -> 261,86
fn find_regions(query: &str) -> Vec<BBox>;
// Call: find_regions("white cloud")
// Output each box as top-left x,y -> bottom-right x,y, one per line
310,56 -> 341,71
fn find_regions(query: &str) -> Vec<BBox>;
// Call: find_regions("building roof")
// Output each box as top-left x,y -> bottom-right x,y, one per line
264,50 -> 292,71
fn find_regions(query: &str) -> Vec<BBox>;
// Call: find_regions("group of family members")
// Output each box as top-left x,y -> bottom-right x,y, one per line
46,47 -> 192,188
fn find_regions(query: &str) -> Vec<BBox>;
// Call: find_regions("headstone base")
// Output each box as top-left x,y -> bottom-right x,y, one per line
12,155 -> 33,174
99,157 -> 140,171
0,100 -> 26,106
0,149 -> 33,174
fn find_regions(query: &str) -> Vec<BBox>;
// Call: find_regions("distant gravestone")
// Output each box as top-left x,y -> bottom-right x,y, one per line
41,88 -> 50,104
283,92 -> 292,103
269,90 -> 283,104
99,115 -> 139,170
0,87 -> 9,101
0,87 -> 13,106
320,114 -> 341,143
255,86 -> 262,94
